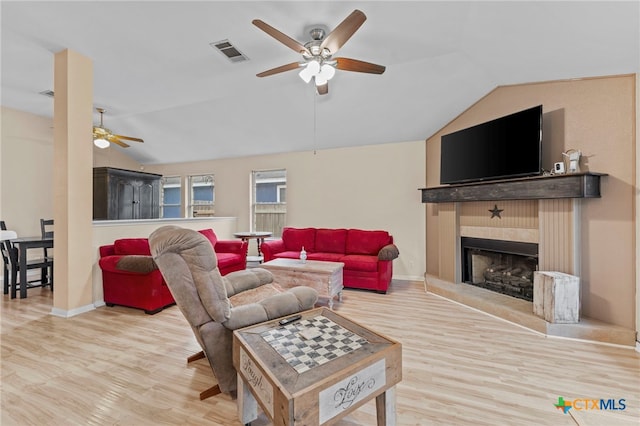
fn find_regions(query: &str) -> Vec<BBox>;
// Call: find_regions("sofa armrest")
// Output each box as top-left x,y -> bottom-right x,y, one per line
224,268 -> 273,297
215,239 -> 248,255
260,239 -> 285,262
223,287 -> 318,330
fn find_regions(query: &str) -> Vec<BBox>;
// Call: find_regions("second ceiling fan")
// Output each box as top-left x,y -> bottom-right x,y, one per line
253,9 -> 385,95
93,108 -> 144,149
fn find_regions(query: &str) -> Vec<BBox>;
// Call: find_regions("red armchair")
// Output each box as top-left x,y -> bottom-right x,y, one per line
99,229 -> 248,314
99,238 -> 172,314
197,228 -> 248,275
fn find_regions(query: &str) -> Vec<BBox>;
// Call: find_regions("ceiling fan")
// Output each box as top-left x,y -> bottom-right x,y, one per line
92,108 -> 144,149
253,9 -> 385,95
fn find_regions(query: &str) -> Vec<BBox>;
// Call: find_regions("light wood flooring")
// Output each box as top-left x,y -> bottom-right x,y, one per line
2,280 -> 639,425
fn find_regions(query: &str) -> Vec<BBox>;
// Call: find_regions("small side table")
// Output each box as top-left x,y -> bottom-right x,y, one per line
233,231 -> 272,263
233,307 -> 402,425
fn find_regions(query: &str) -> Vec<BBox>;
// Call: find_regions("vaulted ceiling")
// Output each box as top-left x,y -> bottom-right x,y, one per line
2,1 -> 638,165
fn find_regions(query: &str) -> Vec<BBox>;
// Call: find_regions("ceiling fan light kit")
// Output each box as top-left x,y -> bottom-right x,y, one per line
92,107 -> 144,149
94,138 -> 110,149
298,60 -> 336,86
253,9 -> 385,95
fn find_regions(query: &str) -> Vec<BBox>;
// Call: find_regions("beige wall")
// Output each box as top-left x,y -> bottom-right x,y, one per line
425,74 -> 637,330
1,107 -> 55,236
145,141 -> 426,281
1,106 -> 426,282
0,106 -> 142,236
93,142 -> 144,171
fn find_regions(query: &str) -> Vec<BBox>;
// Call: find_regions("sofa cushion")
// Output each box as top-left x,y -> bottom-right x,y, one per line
282,227 -> 316,252
114,238 -> 151,256
228,283 -> 284,307
216,252 -> 243,271
307,252 -> 345,262
340,254 -> 379,272
345,229 -> 391,255
273,251 -> 302,260
198,228 -> 218,247
315,228 -> 347,254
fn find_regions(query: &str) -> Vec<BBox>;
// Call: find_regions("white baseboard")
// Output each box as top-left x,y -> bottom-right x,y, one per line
392,274 -> 424,282
50,303 -> 96,318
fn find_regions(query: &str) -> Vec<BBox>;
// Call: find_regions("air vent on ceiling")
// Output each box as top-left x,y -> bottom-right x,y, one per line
210,39 -> 249,63
39,90 -> 54,98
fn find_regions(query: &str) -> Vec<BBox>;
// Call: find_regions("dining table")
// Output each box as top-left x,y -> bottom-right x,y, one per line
11,236 -> 54,299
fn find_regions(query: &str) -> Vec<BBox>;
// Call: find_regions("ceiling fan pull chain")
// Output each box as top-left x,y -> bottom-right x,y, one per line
313,91 -> 317,155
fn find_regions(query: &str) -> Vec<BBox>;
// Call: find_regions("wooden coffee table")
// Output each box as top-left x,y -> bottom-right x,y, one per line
261,258 -> 344,309
233,307 -> 402,425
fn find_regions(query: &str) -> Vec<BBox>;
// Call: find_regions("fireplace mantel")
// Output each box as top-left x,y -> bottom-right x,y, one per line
420,172 -> 605,203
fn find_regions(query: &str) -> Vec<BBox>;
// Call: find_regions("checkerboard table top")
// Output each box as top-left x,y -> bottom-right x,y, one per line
261,315 -> 368,374
233,307 -> 400,394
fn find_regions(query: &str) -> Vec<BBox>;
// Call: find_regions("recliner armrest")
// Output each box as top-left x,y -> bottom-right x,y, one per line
224,268 -> 273,296
223,287 -> 318,330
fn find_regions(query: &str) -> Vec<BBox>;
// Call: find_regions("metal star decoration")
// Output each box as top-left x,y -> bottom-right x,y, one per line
489,204 -> 504,219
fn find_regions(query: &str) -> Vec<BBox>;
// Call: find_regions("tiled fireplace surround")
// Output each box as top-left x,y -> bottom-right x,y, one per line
425,198 -> 634,346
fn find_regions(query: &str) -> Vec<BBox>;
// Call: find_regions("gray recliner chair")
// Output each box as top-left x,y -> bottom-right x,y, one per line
149,225 -> 318,399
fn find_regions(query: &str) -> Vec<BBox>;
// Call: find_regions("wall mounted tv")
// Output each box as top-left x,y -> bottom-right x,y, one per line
440,105 -> 542,185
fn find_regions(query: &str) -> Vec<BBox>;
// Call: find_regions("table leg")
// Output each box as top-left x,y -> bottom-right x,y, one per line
256,238 -> 264,257
375,386 -> 397,426
19,247 -> 27,299
237,375 -> 258,425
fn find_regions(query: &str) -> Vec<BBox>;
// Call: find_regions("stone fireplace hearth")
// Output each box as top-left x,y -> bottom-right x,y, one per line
424,273 -> 633,346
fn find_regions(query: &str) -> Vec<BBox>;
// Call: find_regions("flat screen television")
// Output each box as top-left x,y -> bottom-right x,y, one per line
440,105 -> 542,185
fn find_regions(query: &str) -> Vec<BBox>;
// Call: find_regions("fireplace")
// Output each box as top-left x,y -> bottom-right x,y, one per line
461,237 -> 538,301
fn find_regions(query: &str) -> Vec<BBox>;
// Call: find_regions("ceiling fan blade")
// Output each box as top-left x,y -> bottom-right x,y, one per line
316,82 -> 329,95
107,135 -> 130,148
320,9 -> 366,54
252,19 -> 310,55
335,57 -> 386,74
257,62 -> 301,78
114,134 -> 144,143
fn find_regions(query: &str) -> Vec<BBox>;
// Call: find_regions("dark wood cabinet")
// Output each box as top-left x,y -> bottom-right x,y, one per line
93,167 -> 162,220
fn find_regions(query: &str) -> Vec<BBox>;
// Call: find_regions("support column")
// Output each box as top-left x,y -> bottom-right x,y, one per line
52,49 -> 94,316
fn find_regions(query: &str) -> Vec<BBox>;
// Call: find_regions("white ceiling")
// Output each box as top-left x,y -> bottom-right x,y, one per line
2,1 -> 638,165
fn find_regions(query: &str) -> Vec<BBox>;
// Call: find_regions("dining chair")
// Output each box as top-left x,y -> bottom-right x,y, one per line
1,225 -> 17,295
0,221 -> 53,297
40,218 -> 54,289
40,219 -> 54,239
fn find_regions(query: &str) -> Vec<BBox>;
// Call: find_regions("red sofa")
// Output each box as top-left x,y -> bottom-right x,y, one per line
99,229 -> 248,314
260,227 -> 399,293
